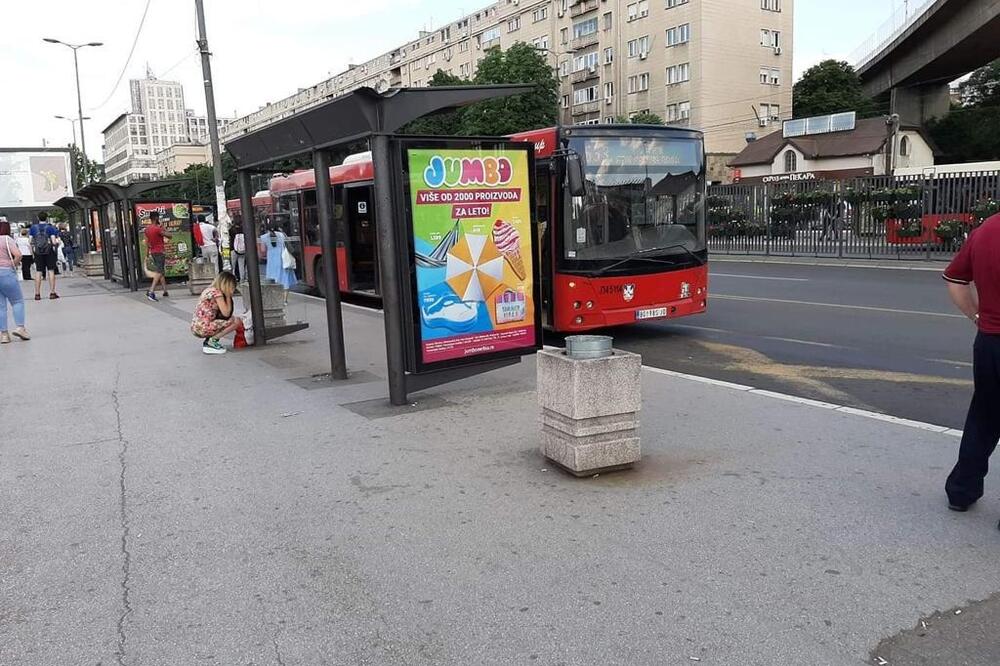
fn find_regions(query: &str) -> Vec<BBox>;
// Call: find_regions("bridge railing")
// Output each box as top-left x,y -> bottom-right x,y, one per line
850,0 -> 937,71
707,171 -> 1000,261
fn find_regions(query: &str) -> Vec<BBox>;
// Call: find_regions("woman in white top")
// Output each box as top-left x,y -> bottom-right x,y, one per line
14,227 -> 32,281
0,219 -> 30,343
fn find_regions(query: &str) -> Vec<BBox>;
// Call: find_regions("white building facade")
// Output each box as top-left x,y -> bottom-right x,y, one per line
220,0 -> 794,178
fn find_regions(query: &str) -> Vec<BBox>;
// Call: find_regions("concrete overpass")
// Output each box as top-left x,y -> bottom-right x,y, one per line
854,0 -> 1000,124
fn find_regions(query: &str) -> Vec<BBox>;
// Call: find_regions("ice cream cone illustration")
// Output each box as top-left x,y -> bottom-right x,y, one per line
492,220 -> 526,280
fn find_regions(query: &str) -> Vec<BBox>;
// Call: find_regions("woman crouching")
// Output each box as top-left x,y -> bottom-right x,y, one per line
191,271 -> 241,355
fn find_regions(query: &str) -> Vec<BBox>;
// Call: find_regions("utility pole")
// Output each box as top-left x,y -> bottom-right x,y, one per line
195,0 -> 232,269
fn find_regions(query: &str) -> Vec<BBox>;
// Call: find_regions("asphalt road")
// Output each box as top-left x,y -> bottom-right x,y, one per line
593,260 -> 977,430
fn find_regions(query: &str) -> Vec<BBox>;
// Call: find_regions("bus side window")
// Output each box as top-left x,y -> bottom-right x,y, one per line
332,185 -> 345,245
303,190 -> 320,245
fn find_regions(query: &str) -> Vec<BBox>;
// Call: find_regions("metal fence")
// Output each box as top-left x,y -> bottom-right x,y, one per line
707,172 -> 1000,261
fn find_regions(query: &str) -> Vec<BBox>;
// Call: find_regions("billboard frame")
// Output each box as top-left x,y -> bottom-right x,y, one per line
0,147 -> 74,211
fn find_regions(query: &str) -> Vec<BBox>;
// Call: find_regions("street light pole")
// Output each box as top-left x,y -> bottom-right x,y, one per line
194,0 -> 232,269
54,115 -> 92,148
43,39 -> 102,161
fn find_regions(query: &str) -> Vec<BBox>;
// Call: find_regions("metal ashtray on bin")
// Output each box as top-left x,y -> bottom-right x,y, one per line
565,335 -> 614,359
538,335 -> 642,476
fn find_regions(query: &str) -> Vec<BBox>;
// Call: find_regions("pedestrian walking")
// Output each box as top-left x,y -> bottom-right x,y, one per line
197,216 -> 220,271
0,219 -> 30,344
191,270 -> 241,355
231,223 -> 247,283
29,212 -> 60,300
59,224 -> 77,271
943,212 -> 1000,523
143,211 -> 172,302
14,226 -> 33,282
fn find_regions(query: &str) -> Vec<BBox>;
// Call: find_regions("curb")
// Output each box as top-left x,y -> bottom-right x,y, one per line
711,255 -> 946,272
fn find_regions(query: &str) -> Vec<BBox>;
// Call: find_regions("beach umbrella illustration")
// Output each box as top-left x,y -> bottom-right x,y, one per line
446,233 -> 505,302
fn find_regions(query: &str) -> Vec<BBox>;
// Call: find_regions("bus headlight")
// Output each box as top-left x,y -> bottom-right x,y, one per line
573,301 -> 582,310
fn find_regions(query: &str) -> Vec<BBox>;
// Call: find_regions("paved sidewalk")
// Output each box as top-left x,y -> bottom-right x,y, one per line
2,274 -> 999,665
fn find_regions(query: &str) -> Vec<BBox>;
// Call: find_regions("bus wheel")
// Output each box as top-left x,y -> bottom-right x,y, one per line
315,259 -> 327,298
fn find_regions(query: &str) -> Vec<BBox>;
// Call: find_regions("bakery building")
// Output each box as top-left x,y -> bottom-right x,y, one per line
729,112 -> 936,185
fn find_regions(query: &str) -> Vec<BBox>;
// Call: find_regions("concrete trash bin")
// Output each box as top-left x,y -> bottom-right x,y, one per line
537,339 -> 642,476
188,257 -> 216,295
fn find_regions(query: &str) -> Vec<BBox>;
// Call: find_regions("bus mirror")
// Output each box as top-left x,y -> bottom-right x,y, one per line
566,153 -> 586,197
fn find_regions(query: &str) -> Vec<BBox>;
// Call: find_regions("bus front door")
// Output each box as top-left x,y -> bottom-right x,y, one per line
345,185 -> 378,294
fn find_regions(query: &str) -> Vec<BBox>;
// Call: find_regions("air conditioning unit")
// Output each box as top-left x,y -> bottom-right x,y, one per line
759,118 -> 768,127
770,114 -> 780,121
639,52 -> 648,60
605,97 -> 612,105
588,65 -> 597,73
557,9 -> 565,17
774,46 -> 782,55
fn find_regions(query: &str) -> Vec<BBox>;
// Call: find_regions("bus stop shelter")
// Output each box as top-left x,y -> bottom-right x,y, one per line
53,194 -> 96,254
225,84 -> 535,404
75,180 -> 188,289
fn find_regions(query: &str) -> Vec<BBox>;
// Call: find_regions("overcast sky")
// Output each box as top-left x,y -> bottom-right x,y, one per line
0,0 -> 909,161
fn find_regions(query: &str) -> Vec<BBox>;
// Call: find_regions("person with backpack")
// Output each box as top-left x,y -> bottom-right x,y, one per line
59,224 -> 77,272
232,223 -> 247,283
29,212 -> 60,300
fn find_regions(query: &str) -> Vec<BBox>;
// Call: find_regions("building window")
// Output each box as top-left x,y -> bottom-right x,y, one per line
561,27 -> 569,44
532,7 -> 547,22
627,73 -> 650,93
559,60 -> 570,77
532,35 -> 549,51
573,51 -> 599,72
507,17 -> 520,32
666,23 -> 690,46
460,41 -> 469,53
760,103 -> 781,124
900,136 -> 911,157
784,150 -> 797,172
627,36 -> 650,58
761,29 -> 781,48
604,82 -> 615,99
604,47 -> 614,64
573,18 -> 599,39
574,86 -> 599,105
482,26 -> 501,43
667,0 -> 689,7
603,12 -> 613,30
761,0 -> 781,11
562,94 -> 570,108
626,0 -> 649,20
759,66 -> 780,85
666,63 -> 690,84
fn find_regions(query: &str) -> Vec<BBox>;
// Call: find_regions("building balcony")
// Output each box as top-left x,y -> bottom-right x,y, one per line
482,37 -> 501,50
571,34 -> 600,51
571,68 -> 599,84
571,101 -> 601,116
570,0 -> 600,18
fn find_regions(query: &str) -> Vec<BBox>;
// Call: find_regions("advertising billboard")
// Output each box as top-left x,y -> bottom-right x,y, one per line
0,149 -> 73,208
405,143 -> 541,371
134,201 -> 193,280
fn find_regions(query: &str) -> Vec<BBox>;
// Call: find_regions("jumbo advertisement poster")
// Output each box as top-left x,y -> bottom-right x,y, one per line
408,147 -> 537,366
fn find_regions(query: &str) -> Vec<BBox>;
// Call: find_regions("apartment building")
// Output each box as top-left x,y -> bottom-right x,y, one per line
221,0 -> 793,178
102,74 -> 232,184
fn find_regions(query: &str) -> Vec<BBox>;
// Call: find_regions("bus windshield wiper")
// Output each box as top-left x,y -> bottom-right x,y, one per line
593,244 -> 704,275
593,248 -> 677,275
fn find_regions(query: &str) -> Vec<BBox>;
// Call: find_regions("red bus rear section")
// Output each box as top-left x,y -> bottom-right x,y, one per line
228,125 -> 708,332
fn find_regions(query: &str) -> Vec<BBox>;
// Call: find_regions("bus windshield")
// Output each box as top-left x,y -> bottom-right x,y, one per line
565,134 -> 705,269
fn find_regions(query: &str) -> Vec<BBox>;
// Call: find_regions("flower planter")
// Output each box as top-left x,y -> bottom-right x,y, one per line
887,214 -> 974,246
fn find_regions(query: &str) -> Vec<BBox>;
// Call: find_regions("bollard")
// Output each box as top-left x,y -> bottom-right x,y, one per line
260,282 -> 288,329
537,336 -> 642,476
188,256 -> 216,295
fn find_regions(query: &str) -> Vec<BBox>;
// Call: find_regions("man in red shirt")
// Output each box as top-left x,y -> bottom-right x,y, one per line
943,213 -> 1000,521
143,211 -> 171,302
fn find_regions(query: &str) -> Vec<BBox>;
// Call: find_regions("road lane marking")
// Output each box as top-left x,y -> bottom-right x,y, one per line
762,336 -> 845,349
711,273 -> 810,282
712,294 -> 965,319
924,358 -> 974,368
666,323 -> 731,334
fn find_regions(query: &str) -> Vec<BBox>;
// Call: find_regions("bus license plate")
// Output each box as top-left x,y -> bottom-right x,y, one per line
635,307 -> 668,321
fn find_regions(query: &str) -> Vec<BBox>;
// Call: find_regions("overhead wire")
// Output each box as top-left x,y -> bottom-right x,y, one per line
87,0 -> 154,111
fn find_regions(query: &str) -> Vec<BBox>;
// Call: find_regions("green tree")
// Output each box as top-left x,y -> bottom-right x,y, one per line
793,60 -> 877,119
614,112 -> 665,125
926,106 -> 1000,163
462,42 -> 559,135
69,144 -> 103,190
959,59 -> 1000,108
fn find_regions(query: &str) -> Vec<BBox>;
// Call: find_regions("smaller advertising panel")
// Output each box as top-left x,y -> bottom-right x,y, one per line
134,201 -> 193,280
405,143 -> 540,371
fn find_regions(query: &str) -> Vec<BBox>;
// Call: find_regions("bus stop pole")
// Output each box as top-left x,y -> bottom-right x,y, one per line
238,170 -> 266,347
371,134 -> 409,406
312,149 -> 349,380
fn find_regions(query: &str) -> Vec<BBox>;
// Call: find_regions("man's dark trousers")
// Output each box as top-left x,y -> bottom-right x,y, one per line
947,333 -> 1000,507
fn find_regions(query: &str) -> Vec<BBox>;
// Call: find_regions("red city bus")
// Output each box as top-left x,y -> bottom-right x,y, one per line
510,124 -> 708,331
229,125 -> 708,332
